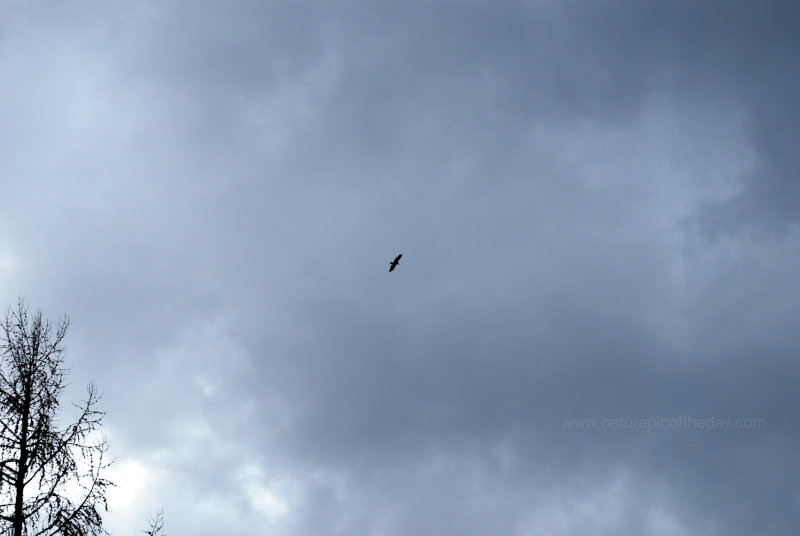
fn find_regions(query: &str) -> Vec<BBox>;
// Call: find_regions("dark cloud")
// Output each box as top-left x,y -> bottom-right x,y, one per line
1,1 -> 799,535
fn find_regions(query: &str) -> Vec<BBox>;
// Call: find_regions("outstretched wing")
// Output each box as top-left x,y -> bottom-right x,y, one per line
394,254 -> 402,263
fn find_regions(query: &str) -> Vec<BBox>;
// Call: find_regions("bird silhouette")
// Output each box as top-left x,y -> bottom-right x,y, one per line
389,253 -> 402,272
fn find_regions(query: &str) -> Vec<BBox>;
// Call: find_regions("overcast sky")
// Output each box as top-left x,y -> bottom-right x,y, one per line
2,1 -> 800,535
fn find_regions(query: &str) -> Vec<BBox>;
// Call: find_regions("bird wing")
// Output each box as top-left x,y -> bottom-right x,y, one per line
394,254 -> 403,262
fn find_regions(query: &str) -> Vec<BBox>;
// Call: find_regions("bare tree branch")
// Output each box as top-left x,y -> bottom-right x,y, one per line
143,509 -> 166,536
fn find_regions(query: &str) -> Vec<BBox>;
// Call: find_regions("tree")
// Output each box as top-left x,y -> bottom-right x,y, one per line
142,510 -> 166,536
0,300 -> 112,536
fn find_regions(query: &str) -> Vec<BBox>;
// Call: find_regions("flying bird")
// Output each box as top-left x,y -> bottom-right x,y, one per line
389,253 -> 402,272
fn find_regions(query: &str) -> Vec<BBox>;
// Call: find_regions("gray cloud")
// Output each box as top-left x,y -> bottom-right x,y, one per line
1,1 -> 799,535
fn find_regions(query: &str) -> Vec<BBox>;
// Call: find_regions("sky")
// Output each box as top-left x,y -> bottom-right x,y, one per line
1,1 -> 799,534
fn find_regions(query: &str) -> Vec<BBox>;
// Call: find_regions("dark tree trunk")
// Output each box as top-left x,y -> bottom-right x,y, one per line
13,388 -> 30,536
